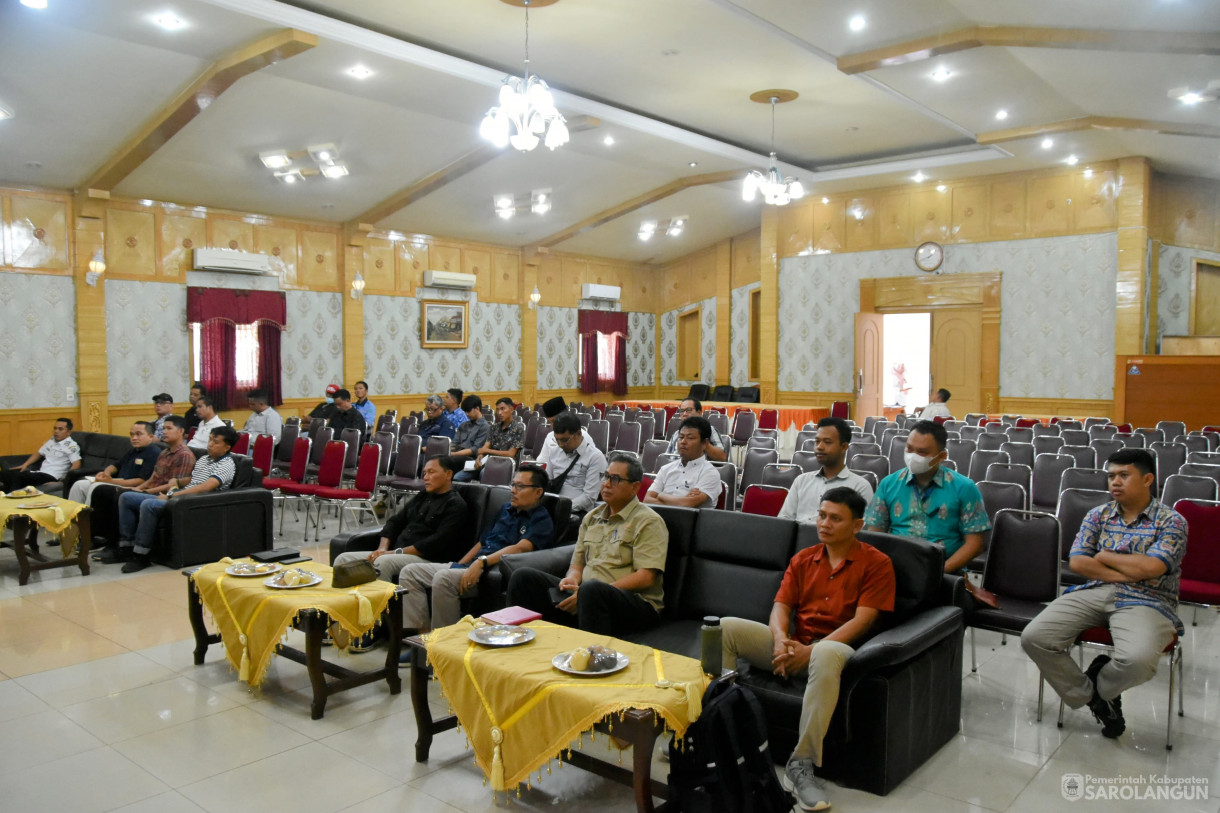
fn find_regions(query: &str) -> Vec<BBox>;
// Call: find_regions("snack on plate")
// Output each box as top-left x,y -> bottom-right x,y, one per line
568,647 -> 591,671
567,644 -> 619,672
273,569 -> 312,587
232,562 -> 277,575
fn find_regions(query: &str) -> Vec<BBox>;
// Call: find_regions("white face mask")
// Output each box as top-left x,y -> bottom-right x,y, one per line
904,451 -> 939,475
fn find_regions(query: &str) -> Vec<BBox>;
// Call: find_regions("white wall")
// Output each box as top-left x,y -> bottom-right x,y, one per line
0,272 -> 77,409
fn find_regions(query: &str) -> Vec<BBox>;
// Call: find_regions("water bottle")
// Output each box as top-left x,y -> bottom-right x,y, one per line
700,616 -> 723,676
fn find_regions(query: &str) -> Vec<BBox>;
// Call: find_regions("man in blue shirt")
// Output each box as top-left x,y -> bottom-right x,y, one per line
353,381 -> 376,428
443,387 -> 469,432
863,419 -> 990,574
1022,449 -> 1186,739
400,464 -> 555,631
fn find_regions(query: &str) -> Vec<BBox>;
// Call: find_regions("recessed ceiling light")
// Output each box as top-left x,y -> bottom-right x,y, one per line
995,109 -> 1008,120
1041,137 -> 1054,150
936,184 -> 947,192
20,0 -> 48,8
274,170 -> 305,185
151,12 -> 187,31
1083,168 -> 1094,179
1065,154 -> 1079,166
930,67 -> 952,82
912,171 -> 927,183
603,135 -> 615,146
0,105 -> 12,120
321,162 -> 348,179
259,150 -> 291,170
347,65 -> 374,80
307,143 -> 338,163
1178,91 -> 1206,105
821,197 -> 830,204
848,14 -> 866,32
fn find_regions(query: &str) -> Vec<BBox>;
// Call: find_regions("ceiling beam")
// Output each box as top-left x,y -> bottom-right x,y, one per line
838,26 -> 1220,74
83,29 -> 317,191
350,144 -> 503,228
534,170 -> 741,249
977,115 -> 1220,145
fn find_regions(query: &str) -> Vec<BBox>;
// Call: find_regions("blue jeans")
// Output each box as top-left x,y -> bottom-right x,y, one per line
118,491 -> 167,554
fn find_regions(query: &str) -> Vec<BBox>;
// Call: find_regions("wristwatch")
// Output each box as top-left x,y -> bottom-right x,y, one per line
477,555 -> 489,567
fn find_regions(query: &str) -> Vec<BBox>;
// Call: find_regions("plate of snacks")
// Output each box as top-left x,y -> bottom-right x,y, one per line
552,644 -> 629,676
469,624 -> 537,647
226,561 -> 283,577
3,487 -> 41,499
265,568 -> 323,589
16,502 -> 56,510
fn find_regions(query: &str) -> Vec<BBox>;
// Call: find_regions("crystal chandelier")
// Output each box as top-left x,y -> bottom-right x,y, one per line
742,94 -> 804,206
479,0 -> 569,152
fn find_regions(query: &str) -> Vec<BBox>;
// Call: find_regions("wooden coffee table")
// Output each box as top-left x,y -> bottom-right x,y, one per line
185,567 -> 405,719
1,507 -> 92,586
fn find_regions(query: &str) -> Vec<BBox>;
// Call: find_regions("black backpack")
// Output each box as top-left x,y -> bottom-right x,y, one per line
666,680 -> 794,813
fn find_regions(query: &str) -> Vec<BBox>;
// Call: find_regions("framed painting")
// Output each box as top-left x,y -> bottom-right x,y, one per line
421,299 -> 469,349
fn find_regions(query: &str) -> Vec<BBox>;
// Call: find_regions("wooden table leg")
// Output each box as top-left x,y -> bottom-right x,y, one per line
184,570 -> 216,665
75,510 -> 92,577
302,611 -> 328,720
383,592 -> 403,696
411,645 -> 435,762
11,519 -> 32,586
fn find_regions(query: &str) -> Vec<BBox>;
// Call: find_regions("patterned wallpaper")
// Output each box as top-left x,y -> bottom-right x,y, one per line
659,296 -> 717,386
105,279 -> 190,405
778,234 -> 1118,401
627,312 -> 656,387
364,292 -> 521,396
0,273 -> 77,409
536,306 -> 578,390
730,283 -> 758,388
1157,243 -> 1220,343
283,291 -> 344,400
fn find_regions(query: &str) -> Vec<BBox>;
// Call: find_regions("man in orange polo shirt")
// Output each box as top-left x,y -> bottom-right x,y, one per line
720,487 -> 895,812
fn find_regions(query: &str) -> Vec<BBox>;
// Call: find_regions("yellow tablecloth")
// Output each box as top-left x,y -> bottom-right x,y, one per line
0,492 -> 86,557
190,560 -> 397,687
426,618 -> 709,792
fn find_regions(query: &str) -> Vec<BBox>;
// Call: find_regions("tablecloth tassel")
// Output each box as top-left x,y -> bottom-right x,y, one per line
491,744 -> 505,790
683,681 -> 701,721
353,589 -> 374,627
238,633 -> 251,682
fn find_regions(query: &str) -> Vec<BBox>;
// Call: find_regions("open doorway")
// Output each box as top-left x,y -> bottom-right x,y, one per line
882,313 -> 930,411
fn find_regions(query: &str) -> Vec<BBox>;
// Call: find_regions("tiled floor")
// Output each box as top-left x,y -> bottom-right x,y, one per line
1,517 -> 1217,813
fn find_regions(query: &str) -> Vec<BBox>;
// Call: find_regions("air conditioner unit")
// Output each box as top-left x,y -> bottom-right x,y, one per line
192,248 -> 275,276
423,270 -> 476,289
581,283 -> 621,301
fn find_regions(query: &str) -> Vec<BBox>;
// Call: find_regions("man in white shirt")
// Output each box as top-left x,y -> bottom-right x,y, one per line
242,390 -> 283,444
916,388 -> 953,422
645,416 -> 722,508
189,395 -> 226,451
664,398 -> 727,462
535,412 -> 607,532
779,417 -> 874,523
1,417 -> 81,492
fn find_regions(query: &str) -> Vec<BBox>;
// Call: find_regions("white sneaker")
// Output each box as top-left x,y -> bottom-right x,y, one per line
782,759 -> 830,811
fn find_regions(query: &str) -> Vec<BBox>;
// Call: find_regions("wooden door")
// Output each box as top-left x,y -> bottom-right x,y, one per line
1194,262 -> 1220,336
931,308 -> 982,417
855,312 -> 883,419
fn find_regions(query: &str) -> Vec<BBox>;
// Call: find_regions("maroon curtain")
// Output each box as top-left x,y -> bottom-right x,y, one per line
611,332 -> 628,396
199,321 -> 237,410
187,288 -> 286,327
579,334 -> 599,394
257,322 -> 283,406
577,311 -> 628,395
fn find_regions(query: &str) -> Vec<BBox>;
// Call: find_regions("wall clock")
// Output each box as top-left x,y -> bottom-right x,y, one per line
914,241 -> 944,273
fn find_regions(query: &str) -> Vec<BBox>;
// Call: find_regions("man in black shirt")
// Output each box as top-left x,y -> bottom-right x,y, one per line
68,421 -> 161,550
331,456 -> 470,582
308,384 -> 340,422
328,388 -> 368,436
182,383 -> 205,431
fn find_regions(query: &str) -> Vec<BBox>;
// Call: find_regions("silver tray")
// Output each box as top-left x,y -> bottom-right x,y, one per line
469,625 -> 537,647
226,561 -> 283,577
264,569 -> 323,589
552,651 -> 629,676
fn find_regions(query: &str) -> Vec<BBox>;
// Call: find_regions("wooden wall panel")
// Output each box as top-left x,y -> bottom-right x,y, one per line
7,194 -> 69,270
1028,175 -> 1071,236
778,202 -> 813,257
462,248 -> 491,300
989,179 -> 1027,239
812,200 -> 845,254
209,218 -> 255,252
1072,169 -> 1118,232
1153,173 -> 1220,251
105,208 -> 157,277
300,230 -> 339,290
160,215 -> 207,279
844,197 -> 876,251
878,193 -> 911,247
361,237 -> 396,293
911,187 -> 950,243
950,184 -> 987,242
490,251 -> 519,304
731,229 -> 761,288
428,244 -> 461,273
255,224 -> 299,287
397,240 -> 426,296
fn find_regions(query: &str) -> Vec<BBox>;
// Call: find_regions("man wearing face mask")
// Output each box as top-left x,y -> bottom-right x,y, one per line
863,419 -> 989,574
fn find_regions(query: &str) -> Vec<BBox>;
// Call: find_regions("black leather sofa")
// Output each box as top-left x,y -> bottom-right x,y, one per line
328,482 -> 573,616
497,505 -> 967,796
0,430 -> 134,495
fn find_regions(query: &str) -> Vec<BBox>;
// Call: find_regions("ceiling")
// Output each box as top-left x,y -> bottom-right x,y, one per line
1,0 -> 1218,264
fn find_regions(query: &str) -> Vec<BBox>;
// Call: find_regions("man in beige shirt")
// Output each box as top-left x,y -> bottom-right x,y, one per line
507,451 -> 668,636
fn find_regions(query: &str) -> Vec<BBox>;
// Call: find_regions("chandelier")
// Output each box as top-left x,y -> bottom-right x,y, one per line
479,0 -> 569,152
742,92 -> 804,206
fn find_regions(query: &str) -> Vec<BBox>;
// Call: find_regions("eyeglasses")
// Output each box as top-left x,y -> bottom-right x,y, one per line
509,482 -> 541,491
599,473 -> 637,487
677,407 -> 697,414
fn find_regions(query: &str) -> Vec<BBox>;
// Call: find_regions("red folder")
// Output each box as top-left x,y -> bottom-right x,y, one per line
481,606 -> 542,626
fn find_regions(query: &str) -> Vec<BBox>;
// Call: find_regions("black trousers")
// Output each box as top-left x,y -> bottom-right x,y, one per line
506,567 -> 660,637
87,484 -> 126,544
0,470 -> 56,492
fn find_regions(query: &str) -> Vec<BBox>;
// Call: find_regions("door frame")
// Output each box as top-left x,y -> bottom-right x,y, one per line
859,271 -> 1002,413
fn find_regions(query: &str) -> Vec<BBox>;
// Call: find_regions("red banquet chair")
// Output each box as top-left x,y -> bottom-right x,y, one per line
741,484 -> 788,517
1174,499 -> 1220,626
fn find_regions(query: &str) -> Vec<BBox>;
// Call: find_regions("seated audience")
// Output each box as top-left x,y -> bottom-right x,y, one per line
916,388 -> 952,421
449,395 -> 490,465
242,390 -> 283,444
68,421 -> 160,546
507,452 -> 667,636
665,398 -> 727,462
780,417 -> 874,523
864,419 -> 989,574
419,394 -> 456,440
151,392 -> 175,440
721,488 -> 895,812
455,396 -> 524,482
188,395 -> 226,451
327,388 -> 367,435
645,415 -> 722,508
1,417 -> 81,492
401,464 -> 554,631
443,387 -> 469,431
1021,449 -> 1186,739
353,380 -> 376,427
308,384 -> 340,422
114,424 -> 238,572
182,383 -> 205,431
534,412 -> 607,525
331,456 -> 469,583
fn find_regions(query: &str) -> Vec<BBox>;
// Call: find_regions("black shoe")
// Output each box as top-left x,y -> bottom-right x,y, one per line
95,546 -> 132,564
1085,655 -> 1125,738
121,555 -> 151,573
348,628 -> 383,653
